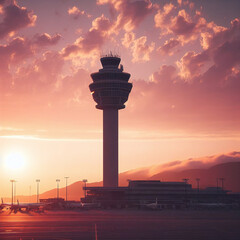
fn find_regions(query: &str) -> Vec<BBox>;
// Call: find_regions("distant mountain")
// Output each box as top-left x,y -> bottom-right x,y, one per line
6,152 -> 240,202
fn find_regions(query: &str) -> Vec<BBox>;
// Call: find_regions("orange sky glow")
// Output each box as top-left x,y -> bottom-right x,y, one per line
0,0 -> 240,198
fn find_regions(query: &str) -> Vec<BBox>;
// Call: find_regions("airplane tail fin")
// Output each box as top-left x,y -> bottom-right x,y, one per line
17,199 -> 19,205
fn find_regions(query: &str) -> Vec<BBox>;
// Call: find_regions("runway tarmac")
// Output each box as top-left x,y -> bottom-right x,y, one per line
0,209 -> 240,240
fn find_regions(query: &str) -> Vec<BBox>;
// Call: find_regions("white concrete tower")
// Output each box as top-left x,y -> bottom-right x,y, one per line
89,55 -> 132,187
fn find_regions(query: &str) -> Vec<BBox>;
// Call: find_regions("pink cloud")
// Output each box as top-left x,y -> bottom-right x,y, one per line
0,32 -> 62,90
157,38 -> 181,56
12,51 -> 64,96
33,33 -> 61,47
154,3 -> 175,30
170,10 -> 196,36
0,37 -> 33,89
0,1 -> 37,39
122,32 -> 155,62
177,18 -> 240,80
98,0 -> 155,32
154,3 -> 209,44
128,15 -> 240,133
201,18 -> 240,50
177,50 -> 210,78
1,52 -> 98,138
68,6 -> 91,20
62,14 -> 112,57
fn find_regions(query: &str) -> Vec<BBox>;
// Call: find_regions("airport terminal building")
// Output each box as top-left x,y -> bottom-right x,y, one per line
83,180 -> 240,209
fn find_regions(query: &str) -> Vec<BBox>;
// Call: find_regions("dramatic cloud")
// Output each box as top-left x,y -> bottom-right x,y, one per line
0,2 -> 36,39
157,38 -> 181,56
68,6 -> 91,20
62,14 -> 112,57
177,18 -> 240,79
0,32 -> 62,91
201,18 -> 240,50
154,3 -> 209,44
170,10 -> 196,36
177,50 -> 209,78
0,37 -> 33,87
97,0 -> 155,32
132,51 -> 240,133
154,3 -> 175,30
128,15 -> 240,133
9,51 -> 64,99
33,33 -> 61,47
1,46 -> 99,137
122,32 -> 155,62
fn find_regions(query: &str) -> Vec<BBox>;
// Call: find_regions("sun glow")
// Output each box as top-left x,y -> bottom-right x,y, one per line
4,152 -> 26,171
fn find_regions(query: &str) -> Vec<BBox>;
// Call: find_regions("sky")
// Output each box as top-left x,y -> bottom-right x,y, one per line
0,0 -> 240,198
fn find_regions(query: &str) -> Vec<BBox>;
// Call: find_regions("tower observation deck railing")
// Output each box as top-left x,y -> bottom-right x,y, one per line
89,56 -> 132,110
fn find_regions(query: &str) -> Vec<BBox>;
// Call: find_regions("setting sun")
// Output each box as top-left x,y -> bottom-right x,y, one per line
4,152 -> 26,171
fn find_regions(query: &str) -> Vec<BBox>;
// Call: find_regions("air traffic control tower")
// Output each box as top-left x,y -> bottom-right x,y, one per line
89,54 -> 132,187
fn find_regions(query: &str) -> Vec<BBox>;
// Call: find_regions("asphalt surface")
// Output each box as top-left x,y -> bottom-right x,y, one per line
0,209 -> 240,240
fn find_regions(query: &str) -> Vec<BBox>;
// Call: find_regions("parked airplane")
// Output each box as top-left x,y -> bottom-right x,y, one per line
65,201 -> 83,209
1,199 -> 47,213
64,201 -> 99,209
192,202 -> 234,209
81,202 -> 99,209
140,198 -> 162,210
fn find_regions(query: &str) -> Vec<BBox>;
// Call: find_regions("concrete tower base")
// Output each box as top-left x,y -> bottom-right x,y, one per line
103,109 -> 118,187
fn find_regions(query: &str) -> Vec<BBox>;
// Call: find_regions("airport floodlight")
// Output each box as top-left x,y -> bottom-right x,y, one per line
196,178 -> 200,192
89,55 -> 132,187
219,178 -> 225,190
82,179 -> 88,198
13,180 -> 17,204
36,179 -> 40,203
10,180 -> 15,205
29,185 -> 31,203
56,179 -> 60,199
182,179 -> 189,193
64,177 -> 69,202
182,178 -> 189,183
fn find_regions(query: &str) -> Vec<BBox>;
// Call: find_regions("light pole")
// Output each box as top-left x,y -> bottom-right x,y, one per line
29,185 -> 31,203
10,180 -> 15,206
36,179 -> 40,203
14,180 -> 17,203
219,178 -> 225,191
82,179 -> 88,198
56,179 -> 60,199
65,177 -> 69,202
182,178 -> 189,193
196,178 -> 200,192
